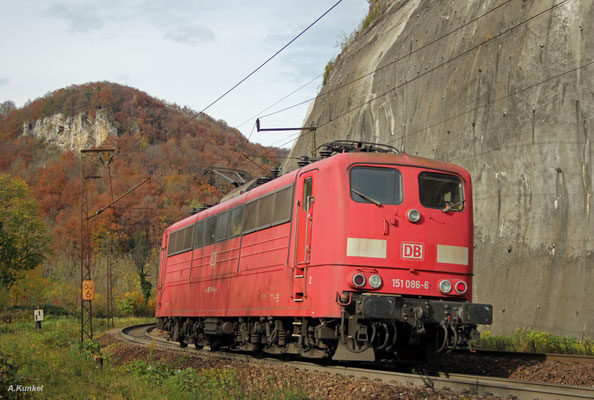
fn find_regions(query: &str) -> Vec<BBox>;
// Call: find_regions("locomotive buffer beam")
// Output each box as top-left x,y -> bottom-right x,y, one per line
355,294 -> 492,326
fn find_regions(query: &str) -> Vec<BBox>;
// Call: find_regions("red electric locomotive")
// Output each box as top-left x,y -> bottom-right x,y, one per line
156,141 -> 492,361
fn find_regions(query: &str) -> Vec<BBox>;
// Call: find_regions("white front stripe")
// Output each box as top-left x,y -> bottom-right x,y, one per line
346,238 -> 387,258
436,245 -> 469,265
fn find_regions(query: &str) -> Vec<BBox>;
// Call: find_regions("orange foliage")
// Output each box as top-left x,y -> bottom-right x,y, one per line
0,81 -> 287,259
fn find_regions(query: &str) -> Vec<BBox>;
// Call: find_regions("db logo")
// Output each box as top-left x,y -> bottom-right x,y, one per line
401,242 -> 424,260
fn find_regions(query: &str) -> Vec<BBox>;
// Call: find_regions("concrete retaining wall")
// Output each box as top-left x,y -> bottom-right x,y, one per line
283,0 -> 593,337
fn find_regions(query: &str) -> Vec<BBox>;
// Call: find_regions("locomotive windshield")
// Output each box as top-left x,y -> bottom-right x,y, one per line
418,172 -> 464,211
350,166 -> 403,205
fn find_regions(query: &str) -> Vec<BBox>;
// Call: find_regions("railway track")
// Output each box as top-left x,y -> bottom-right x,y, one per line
120,324 -> 594,400
462,349 -> 594,365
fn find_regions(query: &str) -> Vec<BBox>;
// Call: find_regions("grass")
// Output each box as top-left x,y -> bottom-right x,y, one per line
479,328 -> 594,355
0,316 -> 309,399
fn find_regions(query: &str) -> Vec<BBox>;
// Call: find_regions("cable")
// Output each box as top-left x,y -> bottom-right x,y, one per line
171,0 -> 344,137
387,58 -> 594,149
313,0 -> 573,130
256,0 -> 516,122
228,121 -> 258,170
117,0 -> 344,169
255,0 -> 577,162
277,133 -> 302,149
257,97 -> 318,120
236,72 -> 324,129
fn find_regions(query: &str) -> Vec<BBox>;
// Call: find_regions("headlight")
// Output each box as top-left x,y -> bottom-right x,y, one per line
438,279 -> 452,294
407,209 -> 421,223
368,275 -> 382,289
352,273 -> 366,288
455,281 -> 467,294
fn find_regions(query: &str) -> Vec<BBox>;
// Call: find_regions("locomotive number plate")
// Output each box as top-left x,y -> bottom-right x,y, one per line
392,279 -> 429,290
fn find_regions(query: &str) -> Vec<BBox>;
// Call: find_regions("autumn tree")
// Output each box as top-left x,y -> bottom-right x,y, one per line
0,100 -> 16,118
0,175 -> 49,289
131,230 -> 152,305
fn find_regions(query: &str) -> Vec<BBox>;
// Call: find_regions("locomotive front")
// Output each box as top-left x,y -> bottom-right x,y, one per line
302,142 -> 493,360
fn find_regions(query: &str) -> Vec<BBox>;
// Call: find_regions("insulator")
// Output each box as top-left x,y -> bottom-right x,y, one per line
270,168 -> 281,178
256,176 -> 271,185
297,156 -> 310,167
319,149 -> 332,158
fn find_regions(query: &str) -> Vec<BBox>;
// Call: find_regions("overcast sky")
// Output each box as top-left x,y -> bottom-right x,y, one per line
0,0 -> 369,148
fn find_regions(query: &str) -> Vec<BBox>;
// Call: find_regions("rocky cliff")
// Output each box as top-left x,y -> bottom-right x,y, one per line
285,0 -> 593,337
22,110 -> 117,152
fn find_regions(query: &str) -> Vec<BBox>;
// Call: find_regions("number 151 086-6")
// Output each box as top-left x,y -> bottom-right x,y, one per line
392,279 -> 429,290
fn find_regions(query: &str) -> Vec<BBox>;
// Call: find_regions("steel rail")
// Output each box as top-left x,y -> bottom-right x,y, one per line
119,324 -> 594,400
463,349 -> 594,365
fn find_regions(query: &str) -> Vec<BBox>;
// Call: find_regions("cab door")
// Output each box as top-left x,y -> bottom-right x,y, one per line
292,170 -> 317,301
296,171 -> 316,264
157,231 -> 170,310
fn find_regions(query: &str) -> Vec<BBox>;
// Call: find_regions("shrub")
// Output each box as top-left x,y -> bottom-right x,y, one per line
480,328 -> 594,355
116,291 -> 154,317
0,351 -> 25,399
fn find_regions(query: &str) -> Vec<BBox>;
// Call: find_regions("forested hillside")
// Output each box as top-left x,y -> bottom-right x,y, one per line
0,81 -> 286,316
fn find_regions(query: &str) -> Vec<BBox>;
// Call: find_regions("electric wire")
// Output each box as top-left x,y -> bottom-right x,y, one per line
247,0 -> 519,152
256,0 -> 516,122
387,58 -> 594,150
116,0 -> 344,169
236,72 -> 324,129
270,0 -> 573,150
246,0 -> 416,125
170,0 -> 344,136
313,0 -> 573,131
245,59 -> 594,161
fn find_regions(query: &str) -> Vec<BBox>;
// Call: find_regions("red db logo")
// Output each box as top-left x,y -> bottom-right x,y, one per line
402,242 -> 424,260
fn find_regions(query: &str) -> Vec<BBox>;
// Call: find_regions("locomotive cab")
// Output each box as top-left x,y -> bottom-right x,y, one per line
292,143 -> 492,360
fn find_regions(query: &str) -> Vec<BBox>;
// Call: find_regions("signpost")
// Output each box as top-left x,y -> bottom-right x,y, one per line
82,280 -> 95,301
34,309 -> 43,330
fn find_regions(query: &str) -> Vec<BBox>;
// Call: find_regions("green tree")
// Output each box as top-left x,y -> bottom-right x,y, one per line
131,230 -> 152,305
0,175 -> 49,289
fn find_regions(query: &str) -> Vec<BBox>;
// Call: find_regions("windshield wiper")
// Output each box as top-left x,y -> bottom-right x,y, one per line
441,200 -> 464,212
351,188 -> 382,207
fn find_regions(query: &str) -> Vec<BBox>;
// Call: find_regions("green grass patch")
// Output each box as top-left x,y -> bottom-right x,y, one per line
480,328 -> 594,355
0,316 -> 309,399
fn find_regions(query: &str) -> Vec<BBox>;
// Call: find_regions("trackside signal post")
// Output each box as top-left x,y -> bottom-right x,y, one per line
80,149 -> 114,342
80,148 -> 151,342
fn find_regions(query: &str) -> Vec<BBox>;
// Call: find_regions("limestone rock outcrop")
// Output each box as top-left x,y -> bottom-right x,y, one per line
22,110 -> 117,151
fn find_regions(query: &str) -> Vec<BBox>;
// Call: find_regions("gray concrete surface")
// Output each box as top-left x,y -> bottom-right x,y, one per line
283,0 -> 593,338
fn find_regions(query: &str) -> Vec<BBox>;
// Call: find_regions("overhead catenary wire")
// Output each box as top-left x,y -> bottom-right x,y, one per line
266,0 -> 574,151
255,0 -> 517,123
116,0 -> 344,169
236,72 -> 324,129
247,58 -> 594,161
314,0 -> 573,131
246,0 -> 520,155
169,0 -> 344,137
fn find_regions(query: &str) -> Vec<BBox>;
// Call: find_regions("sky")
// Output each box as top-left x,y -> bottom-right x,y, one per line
0,0 -> 369,149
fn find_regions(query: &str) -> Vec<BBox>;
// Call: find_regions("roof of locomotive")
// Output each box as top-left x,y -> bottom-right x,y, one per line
165,151 -> 470,233
307,151 -> 470,180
